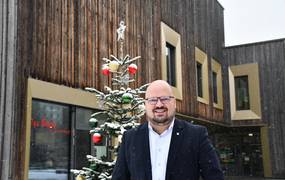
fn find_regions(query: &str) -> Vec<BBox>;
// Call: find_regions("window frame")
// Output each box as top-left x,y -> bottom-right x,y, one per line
24,78 -> 100,180
228,63 -> 261,120
211,58 -> 223,109
161,22 -> 182,100
195,47 -> 209,104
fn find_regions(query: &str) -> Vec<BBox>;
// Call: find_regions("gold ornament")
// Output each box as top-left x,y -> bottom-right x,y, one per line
109,60 -> 120,71
122,103 -> 132,109
76,175 -> 86,180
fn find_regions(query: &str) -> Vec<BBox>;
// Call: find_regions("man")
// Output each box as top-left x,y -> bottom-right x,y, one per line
112,80 -> 224,180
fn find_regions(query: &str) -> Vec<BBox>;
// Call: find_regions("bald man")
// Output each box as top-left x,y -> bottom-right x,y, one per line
112,80 -> 224,180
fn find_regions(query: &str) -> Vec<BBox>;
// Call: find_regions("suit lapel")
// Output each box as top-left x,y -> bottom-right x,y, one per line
166,119 -> 185,176
136,123 -> 152,180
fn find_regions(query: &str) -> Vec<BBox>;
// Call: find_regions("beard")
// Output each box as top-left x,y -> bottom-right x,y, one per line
147,107 -> 175,126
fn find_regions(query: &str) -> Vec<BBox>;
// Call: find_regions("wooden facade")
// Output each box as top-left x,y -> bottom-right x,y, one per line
1,0 -> 226,179
224,39 -> 285,177
1,0 -> 285,179
15,0 -> 225,123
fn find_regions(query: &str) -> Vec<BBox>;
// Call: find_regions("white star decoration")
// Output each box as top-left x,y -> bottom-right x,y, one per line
117,21 -> 126,41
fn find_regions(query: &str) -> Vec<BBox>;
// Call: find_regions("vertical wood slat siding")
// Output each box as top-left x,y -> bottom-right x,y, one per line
18,0 -> 167,92
224,40 -> 285,177
0,0 -> 21,179
62,0 -> 68,85
160,0 -> 224,122
16,1 -> 225,122
21,0 -> 224,121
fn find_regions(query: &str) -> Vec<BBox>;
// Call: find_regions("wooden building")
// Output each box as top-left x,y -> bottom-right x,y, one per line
224,39 -> 285,178
0,0 -> 284,179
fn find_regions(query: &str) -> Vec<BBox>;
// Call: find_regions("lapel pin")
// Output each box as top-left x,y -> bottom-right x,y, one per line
176,132 -> 180,135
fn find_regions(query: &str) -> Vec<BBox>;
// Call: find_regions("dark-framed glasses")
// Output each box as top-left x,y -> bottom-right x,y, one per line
145,96 -> 174,105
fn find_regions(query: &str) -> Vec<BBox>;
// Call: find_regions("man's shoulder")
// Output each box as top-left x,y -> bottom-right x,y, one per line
124,122 -> 147,136
175,118 -> 207,133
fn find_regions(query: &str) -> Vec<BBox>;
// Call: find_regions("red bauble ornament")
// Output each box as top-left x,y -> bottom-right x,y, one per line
128,64 -> 137,74
92,133 -> 102,144
102,65 -> 110,75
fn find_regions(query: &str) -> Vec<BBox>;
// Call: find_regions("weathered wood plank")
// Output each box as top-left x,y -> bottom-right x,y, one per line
0,0 -> 20,179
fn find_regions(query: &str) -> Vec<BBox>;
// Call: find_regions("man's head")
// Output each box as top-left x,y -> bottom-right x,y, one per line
145,80 -> 176,128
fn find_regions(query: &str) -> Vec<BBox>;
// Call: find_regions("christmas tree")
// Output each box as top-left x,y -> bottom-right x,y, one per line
71,21 -> 148,180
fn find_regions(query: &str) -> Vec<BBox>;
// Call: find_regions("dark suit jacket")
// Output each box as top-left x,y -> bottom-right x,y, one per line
112,119 -> 224,180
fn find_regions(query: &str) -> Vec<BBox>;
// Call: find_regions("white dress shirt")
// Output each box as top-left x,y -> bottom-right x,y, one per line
148,119 -> 175,180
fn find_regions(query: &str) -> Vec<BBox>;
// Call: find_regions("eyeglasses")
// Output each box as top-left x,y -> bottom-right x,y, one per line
145,96 -> 174,105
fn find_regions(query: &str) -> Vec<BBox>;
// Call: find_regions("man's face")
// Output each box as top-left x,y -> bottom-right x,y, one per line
145,81 -> 176,126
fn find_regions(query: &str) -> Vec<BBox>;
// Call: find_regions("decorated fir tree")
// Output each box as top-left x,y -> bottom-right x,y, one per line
71,21 -> 148,180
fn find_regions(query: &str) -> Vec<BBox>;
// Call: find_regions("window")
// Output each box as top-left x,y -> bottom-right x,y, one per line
234,76 -> 250,110
211,58 -> 223,109
75,107 -> 107,169
197,62 -> 203,97
29,100 -> 104,180
228,63 -> 261,120
212,71 -> 218,104
165,42 -> 176,86
161,22 -> 182,100
29,100 -> 70,180
195,47 -> 209,104
25,78 -> 103,179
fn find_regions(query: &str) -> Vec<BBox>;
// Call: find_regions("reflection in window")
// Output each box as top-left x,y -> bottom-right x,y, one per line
165,42 -> 176,87
75,107 -> 93,169
29,100 -> 70,180
235,76 -> 250,110
212,71 -> 218,104
197,62 -> 203,97
75,107 -> 107,169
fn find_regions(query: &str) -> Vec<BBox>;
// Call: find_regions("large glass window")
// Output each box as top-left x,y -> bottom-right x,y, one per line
29,100 -> 70,180
235,76 -> 250,110
214,128 -> 263,177
29,100 -> 105,180
165,42 -> 176,87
